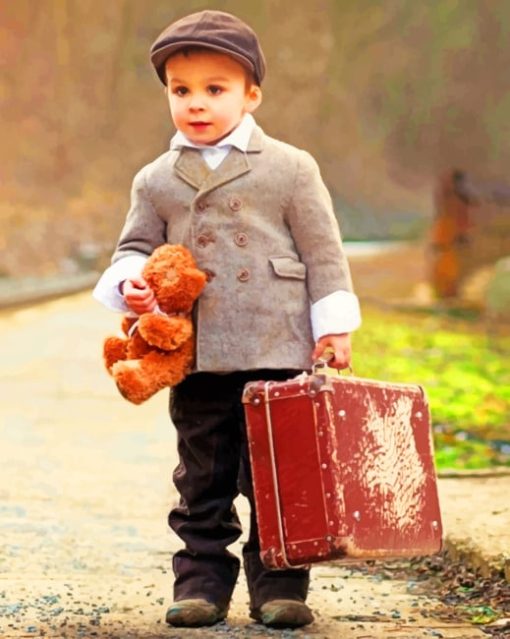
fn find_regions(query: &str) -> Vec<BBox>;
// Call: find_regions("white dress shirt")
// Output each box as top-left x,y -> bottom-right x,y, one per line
93,114 -> 361,339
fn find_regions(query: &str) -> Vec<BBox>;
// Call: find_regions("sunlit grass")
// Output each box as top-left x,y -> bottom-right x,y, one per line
352,304 -> 510,470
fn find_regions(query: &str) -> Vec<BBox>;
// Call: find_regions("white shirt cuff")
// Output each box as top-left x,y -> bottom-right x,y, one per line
92,255 -> 148,312
311,290 -> 362,341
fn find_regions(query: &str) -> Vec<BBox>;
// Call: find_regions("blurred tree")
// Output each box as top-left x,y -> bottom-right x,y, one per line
53,0 -> 72,178
2,0 -> 510,275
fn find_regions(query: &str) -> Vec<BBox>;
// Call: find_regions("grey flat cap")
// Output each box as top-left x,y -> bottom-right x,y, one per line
150,10 -> 266,85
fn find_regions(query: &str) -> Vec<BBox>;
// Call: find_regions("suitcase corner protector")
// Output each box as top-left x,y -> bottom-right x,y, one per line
242,383 -> 262,405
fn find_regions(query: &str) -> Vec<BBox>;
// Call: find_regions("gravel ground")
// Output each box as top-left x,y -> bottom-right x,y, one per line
0,292 -> 506,638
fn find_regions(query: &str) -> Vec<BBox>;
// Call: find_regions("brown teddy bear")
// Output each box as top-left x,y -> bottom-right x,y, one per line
103,244 -> 207,404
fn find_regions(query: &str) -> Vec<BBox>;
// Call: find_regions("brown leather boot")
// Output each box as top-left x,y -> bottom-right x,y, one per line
165,598 -> 228,627
251,599 -> 314,628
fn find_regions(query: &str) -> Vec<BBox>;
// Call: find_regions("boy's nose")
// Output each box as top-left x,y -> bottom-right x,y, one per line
188,95 -> 206,111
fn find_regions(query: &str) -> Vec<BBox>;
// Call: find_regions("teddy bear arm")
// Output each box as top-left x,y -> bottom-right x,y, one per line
121,316 -> 137,335
127,329 -> 153,359
137,314 -> 193,351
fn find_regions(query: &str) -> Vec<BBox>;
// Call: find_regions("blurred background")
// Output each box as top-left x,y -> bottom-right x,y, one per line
1,0 -> 509,469
3,0 -> 510,275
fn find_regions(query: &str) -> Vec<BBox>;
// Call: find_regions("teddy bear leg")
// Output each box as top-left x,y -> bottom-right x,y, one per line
111,359 -> 157,405
141,342 -> 194,388
103,336 -> 128,373
111,340 -> 194,405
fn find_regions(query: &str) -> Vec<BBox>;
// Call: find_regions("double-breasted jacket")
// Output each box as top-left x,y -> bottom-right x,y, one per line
113,125 -> 354,372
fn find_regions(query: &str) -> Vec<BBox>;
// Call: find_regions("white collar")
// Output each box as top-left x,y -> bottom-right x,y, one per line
170,113 -> 256,152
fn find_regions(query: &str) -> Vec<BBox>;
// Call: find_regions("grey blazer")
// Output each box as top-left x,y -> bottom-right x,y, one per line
113,126 -> 353,372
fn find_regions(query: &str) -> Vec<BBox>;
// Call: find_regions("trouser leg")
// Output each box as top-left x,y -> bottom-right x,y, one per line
235,371 -> 310,612
242,510 -> 310,612
169,373 -> 242,608
169,368 -> 310,611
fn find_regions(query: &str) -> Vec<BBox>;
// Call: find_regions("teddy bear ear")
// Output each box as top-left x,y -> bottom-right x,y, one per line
186,267 -> 208,289
176,269 -> 207,302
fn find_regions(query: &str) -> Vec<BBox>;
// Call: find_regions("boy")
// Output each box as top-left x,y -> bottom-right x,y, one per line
93,9 -> 361,629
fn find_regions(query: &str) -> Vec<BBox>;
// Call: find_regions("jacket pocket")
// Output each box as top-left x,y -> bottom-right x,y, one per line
269,256 -> 307,280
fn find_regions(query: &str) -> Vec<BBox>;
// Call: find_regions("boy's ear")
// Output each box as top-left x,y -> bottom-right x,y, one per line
245,85 -> 262,113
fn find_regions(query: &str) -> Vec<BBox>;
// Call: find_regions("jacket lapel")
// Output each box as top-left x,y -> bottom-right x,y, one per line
173,126 -> 265,196
197,148 -> 251,197
173,148 -> 211,190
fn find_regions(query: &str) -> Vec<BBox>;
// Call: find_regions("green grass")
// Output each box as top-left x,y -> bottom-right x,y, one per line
351,305 -> 510,470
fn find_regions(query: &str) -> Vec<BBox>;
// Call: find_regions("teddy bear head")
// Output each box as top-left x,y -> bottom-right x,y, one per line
142,244 -> 207,313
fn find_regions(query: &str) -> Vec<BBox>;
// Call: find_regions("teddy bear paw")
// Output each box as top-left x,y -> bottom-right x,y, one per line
111,360 -> 160,405
103,336 -> 128,372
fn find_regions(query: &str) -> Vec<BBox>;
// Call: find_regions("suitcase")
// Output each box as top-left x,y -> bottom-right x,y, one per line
242,369 -> 443,569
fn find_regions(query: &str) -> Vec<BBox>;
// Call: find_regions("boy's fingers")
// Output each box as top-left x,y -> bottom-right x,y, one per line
124,282 -> 154,301
127,276 -> 147,289
129,288 -> 154,302
312,343 -> 336,363
326,346 -> 351,370
330,355 -> 350,370
311,343 -> 324,361
313,335 -> 351,368
127,299 -> 156,314
123,277 -> 151,297
122,278 -> 156,314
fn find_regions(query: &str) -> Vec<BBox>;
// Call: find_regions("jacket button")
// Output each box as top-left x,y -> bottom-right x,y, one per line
229,196 -> 242,211
234,232 -> 248,247
237,268 -> 250,282
197,234 -> 212,248
196,201 -> 207,213
203,269 -> 216,282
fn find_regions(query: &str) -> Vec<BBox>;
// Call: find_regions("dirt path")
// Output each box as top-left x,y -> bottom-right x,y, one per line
348,242 -> 428,302
0,293 -> 487,638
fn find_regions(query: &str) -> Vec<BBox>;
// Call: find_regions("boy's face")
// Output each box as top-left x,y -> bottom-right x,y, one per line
165,50 -> 262,146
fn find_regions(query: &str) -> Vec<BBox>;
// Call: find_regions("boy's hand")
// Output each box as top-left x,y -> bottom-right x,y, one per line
312,333 -> 352,370
121,277 -> 156,315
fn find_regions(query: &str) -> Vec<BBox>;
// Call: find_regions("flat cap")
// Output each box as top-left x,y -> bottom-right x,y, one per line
150,10 -> 266,85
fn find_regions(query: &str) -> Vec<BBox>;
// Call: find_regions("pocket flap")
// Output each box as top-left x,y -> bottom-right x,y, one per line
269,256 -> 307,280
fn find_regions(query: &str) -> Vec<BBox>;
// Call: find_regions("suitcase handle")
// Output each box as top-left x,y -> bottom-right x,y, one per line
313,348 -> 354,376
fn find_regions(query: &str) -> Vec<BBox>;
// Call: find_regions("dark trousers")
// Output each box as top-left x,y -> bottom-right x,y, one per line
168,370 -> 310,611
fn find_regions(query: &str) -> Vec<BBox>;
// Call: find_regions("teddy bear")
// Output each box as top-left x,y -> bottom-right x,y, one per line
103,244 -> 207,404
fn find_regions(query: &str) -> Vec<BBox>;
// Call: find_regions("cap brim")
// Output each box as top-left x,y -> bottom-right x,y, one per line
151,40 -> 257,85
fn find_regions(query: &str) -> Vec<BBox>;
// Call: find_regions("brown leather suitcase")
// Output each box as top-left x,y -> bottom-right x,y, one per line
242,370 -> 443,569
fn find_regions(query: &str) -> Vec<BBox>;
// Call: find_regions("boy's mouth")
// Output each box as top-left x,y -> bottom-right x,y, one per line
189,122 -> 211,128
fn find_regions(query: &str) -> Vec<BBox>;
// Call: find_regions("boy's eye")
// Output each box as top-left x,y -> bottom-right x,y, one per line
207,85 -> 223,96
173,86 -> 189,96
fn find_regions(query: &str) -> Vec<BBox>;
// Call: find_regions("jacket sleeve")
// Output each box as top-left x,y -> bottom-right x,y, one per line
111,166 -> 167,263
92,254 -> 148,313
286,150 -> 354,304
310,290 -> 361,339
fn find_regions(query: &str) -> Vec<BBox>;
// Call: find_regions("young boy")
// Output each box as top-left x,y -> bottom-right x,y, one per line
93,10 -> 361,629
